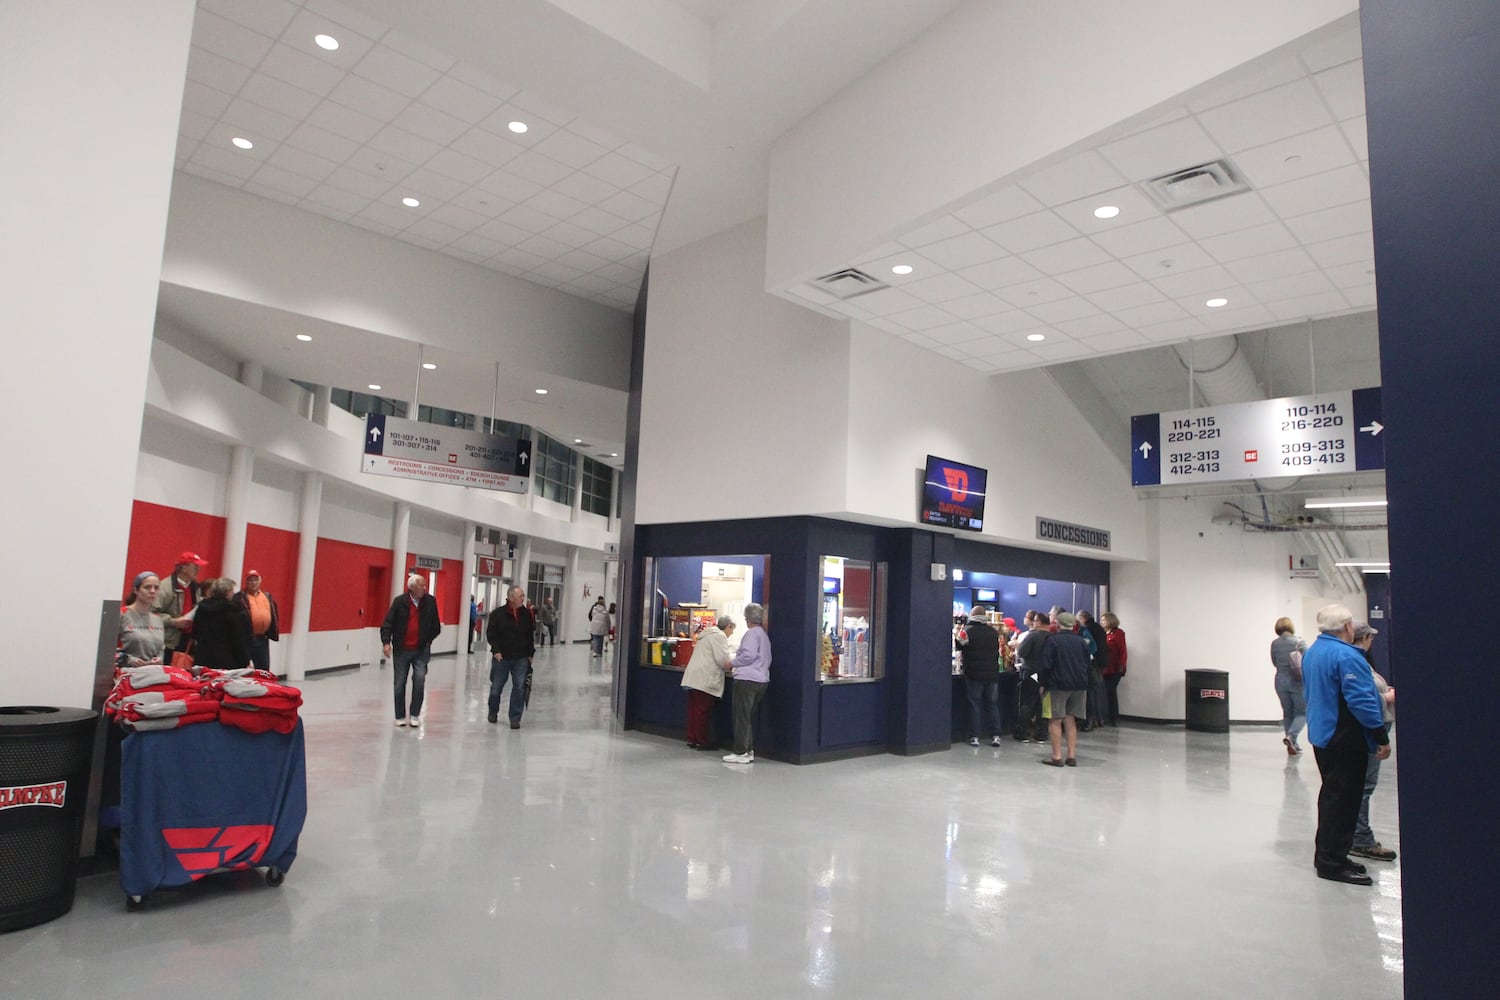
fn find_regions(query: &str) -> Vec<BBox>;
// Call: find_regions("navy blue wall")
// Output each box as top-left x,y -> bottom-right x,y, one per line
1363,1 -> 1500,992
654,554 -> 766,609
956,573 -> 1096,622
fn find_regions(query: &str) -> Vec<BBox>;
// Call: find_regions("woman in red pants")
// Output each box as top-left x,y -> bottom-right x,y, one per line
680,615 -> 736,750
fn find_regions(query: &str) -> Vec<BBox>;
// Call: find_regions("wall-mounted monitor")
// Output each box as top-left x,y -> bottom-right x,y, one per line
975,587 -> 997,603
920,455 -> 987,532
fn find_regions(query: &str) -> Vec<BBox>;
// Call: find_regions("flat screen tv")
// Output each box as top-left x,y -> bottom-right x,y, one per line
975,587 -> 997,603
920,454 -> 987,532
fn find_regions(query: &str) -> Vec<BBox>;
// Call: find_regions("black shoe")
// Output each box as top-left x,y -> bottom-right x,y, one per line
509,721 -> 520,729
1340,858 -> 1368,874
686,742 -> 701,750
1041,757 -> 1065,767
1318,867 -> 1373,886
1065,757 -> 1077,767
487,712 -> 498,724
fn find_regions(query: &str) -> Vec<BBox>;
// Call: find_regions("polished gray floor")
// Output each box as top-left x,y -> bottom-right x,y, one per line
3,644 -> 1402,998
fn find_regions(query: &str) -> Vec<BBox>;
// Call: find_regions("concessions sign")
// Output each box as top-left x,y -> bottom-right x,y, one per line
363,415 -> 531,493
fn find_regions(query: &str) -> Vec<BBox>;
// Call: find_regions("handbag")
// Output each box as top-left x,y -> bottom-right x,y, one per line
170,649 -> 194,670
1288,649 -> 1303,684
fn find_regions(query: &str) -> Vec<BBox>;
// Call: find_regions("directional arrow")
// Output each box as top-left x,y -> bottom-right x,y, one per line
369,426 -> 382,443
1360,421 -> 1383,436
518,449 -> 529,466
1138,441 -> 1153,458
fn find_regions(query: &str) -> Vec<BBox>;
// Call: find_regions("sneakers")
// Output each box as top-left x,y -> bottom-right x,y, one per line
408,715 -> 420,728
488,712 -> 498,724
722,752 -> 754,763
1350,842 -> 1398,861
395,717 -> 407,727
991,736 -> 1003,747
1283,736 -> 1301,756
968,737 -> 980,747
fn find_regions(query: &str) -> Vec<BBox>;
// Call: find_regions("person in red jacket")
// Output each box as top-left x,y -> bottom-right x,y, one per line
1101,612 -> 1128,726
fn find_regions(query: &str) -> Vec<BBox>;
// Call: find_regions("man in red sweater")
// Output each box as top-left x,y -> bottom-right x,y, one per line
381,574 -> 442,728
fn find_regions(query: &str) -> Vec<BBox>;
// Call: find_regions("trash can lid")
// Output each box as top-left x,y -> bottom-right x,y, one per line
0,706 -> 98,729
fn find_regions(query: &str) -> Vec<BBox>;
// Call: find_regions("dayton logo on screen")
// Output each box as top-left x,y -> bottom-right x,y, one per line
941,466 -> 970,502
162,825 -> 274,879
0,781 -> 66,811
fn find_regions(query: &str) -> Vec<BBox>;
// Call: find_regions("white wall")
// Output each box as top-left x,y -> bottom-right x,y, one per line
764,0 -> 1358,287
637,217 -> 852,524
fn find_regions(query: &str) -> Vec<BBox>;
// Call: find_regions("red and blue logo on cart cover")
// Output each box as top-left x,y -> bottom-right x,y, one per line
163,825 -> 274,879
0,780 -> 66,810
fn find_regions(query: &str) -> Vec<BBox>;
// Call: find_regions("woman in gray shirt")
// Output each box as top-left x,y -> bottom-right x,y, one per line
118,572 -> 167,668
1270,617 -> 1309,756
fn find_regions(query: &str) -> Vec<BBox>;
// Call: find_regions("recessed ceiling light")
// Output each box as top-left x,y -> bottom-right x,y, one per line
1026,333 -> 1046,342
401,197 -> 420,207
1093,205 -> 1120,219
422,362 -> 437,370
367,384 -> 382,391
610,452 -> 619,458
295,334 -> 312,342
891,264 -> 914,275
574,438 -> 583,444
1206,297 -> 1229,308
508,121 -> 528,134
314,34 -> 339,50
534,388 -> 548,395
231,137 -> 254,150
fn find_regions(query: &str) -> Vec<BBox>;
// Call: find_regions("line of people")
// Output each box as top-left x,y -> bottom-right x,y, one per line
119,552 -> 282,675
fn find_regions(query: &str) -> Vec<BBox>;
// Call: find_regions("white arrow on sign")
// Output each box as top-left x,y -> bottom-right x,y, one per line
369,426 -> 382,443
1360,421 -> 1383,436
1137,441 -> 1153,458
519,449 -> 529,466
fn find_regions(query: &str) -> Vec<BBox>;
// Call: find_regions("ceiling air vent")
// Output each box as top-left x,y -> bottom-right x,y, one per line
812,267 -> 889,300
1141,159 -> 1249,211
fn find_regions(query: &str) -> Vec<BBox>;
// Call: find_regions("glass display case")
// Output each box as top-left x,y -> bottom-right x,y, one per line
818,555 -> 886,683
638,554 -> 768,669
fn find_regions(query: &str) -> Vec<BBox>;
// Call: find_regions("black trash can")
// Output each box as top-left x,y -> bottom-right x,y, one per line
0,706 -> 98,933
1184,669 -> 1230,733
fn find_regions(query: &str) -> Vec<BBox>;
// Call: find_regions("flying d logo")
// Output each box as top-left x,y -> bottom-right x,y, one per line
162,825 -> 275,879
942,467 -> 969,502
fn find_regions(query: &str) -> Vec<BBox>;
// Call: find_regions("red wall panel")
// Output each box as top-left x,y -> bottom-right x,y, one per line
244,523 -> 301,623
312,537 -> 393,632
122,500 -> 225,602
403,554 -> 463,625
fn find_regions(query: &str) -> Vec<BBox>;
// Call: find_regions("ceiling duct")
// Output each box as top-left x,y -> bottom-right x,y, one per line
1174,335 -> 1263,406
1142,159 -> 1249,211
812,267 -> 889,300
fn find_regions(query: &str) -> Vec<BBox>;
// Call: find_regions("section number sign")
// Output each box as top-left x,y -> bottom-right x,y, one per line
362,414 -> 532,493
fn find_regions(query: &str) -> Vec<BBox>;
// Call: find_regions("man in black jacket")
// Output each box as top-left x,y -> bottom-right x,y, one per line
1040,611 -> 1091,766
957,607 -> 1004,747
381,574 -> 443,728
1077,609 -> 1110,731
486,585 -> 537,729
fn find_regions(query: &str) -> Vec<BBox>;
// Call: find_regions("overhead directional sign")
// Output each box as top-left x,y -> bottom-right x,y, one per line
362,414 -> 532,493
1132,387 -> 1384,487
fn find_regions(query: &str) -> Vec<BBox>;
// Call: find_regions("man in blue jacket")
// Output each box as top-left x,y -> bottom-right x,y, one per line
1040,611 -> 1091,767
1303,603 -> 1392,886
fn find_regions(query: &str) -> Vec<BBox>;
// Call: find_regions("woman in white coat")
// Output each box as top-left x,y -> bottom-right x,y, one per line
681,615 -> 736,750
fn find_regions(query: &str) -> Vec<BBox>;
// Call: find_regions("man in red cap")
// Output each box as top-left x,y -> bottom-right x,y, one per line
154,551 -> 208,658
234,570 -> 280,674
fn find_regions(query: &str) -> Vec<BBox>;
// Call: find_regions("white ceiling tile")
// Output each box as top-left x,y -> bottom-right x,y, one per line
450,127 -> 525,166
956,255 -> 1044,289
517,237 -> 575,264
459,188 -> 516,217
553,172 -> 621,203
629,173 -> 673,205
242,182 -> 301,207
328,73 -> 410,121
199,0 -> 298,37
904,231 -> 1003,272
1300,27 -> 1363,73
1085,283 -> 1165,312
1199,302 -> 1278,331
404,217 -> 466,245
475,218 -> 531,245
1027,339 -> 1095,363
1266,291 -> 1350,321
939,292 -> 1013,321
353,43 -> 442,98
1284,199 -> 1371,244
1232,125 -> 1356,188
995,277 -> 1073,308
189,144 -> 260,181
390,102 -> 468,147
175,137 -> 200,164
1052,185 -> 1161,234
895,215 -> 969,248
569,207 -> 632,237
1198,222 -> 1300,263
507,90 -> 576,127
267,143 -> 338,182
285,122 -> 359,162
952,187 -> 1043,229
1097,117 -> 1225,182
617,142 -> 673,172
283,9 -> 377,66
1074,327 -> 1145,350
541,221 -> 599,248
1314,59 -> 1366,121
427,203 -> 487,232
1342,284 -> 1378,309
221,98 -> 300,142
308,98 -> 384,144
556,248 -> 612,273
1197,79 -> 1335,153
851,289 -> 925,317
182,81 -> 234,120
191,9 -> 276,66
1019,237 -> 1112,274
369,124 -> 441,165
1170,192 -> 1278,240
1244,271 -> 1336,303
324,164 -> 393,199
425,147 -> 492,185
1151,264 -> 1237,298
598,189 -> 659,221
613,224 -> 655,250
186,45 -> 253,94
1340,116 -> 1368,161
1112,300 -> 1191,327
238,73 -> 323,121
1054,261 -> 1141,295
447,61 -> 521,102
592,261 -> 641,284
1089,216 -> 1189,257
345,146 -> 417,184
972,310 -> 1042,335
1304,232 -> 1375,268
1322,261 -> 1379,289
564,273 -> 620,296
1259,164 -> 1369,218
415,76 -> 501,126
888,305 -> 960,331
304,183 -> 368,215
850,248 -> 936,280
982,211 -> 1080,254
1224,248 -> 1319,284
1018,151 -> 1127,205
535,129 -> 609,169
1120,242 -> 1217,279
502,205 -> 563,235
258,44 -> 346,96
576,151 -> 655,191
202,122 -> 270,160
352,201 -> 416,230
1026,297 -> 1100,324
527,189 -> 589,220
401,232 -> 448,251
381,28 -> 458,72
506,150 -> 575,186
925,321 -> 989,346
303,0 -> 390,39
562,117 -> 626,151
901,272 -> 985,304
490,247 -> 549,271
478,104 -> 560,144
1186,57 -> 1305,113
1137,317 -> 1210,342
179,109 -> 216,141
401,168 -> 469,204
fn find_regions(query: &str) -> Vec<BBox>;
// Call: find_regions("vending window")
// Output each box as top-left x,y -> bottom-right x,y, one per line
638,554 -> 769,669
817,556 -> 886,683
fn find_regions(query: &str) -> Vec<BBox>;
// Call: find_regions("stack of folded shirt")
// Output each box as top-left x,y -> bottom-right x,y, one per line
106,666 -> 220,731
215,674 -> 303,734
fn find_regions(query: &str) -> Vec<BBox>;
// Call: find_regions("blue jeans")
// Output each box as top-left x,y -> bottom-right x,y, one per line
248,633 -> 271,673
965,678 -> 1001,739
1274,670 -> 1306,745
1353,753 -> 1383,847
489,656 -> 530,723
590,633 -> 605,656
393,646 -> 430,719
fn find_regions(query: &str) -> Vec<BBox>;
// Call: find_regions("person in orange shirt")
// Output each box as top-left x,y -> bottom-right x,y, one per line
234,570 -> 281,675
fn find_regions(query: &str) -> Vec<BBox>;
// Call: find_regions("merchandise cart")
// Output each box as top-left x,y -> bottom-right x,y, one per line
118,719 -> 306,909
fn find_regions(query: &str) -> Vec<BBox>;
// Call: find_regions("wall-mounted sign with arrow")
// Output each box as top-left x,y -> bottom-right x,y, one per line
362,413 -> 532,494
